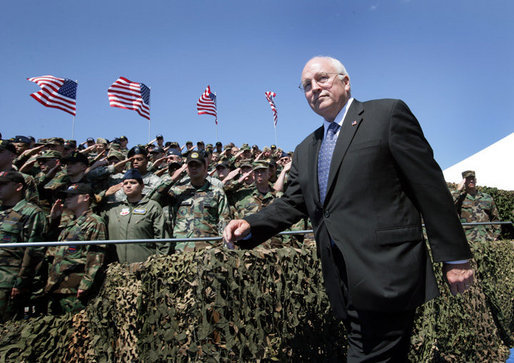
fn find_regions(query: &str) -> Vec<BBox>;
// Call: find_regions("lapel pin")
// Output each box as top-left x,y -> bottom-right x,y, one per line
352,120 -> 357,126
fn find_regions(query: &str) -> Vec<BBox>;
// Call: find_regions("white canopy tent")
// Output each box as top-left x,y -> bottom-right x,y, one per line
443,133 -> 514,191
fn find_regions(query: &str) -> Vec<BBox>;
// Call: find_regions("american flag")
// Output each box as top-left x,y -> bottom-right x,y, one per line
27,75 -> 77,116
107,77 -> 150,120
265,91 -> 278,126
197,85 -> 217,124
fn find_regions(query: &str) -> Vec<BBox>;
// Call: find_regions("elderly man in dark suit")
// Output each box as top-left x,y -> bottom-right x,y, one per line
223,56 -> 474,361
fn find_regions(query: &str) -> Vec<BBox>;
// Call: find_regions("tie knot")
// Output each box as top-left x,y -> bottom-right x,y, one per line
328,122 -> 339,132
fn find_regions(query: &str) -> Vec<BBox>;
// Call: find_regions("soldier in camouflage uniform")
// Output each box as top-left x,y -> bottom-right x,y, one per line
89,145 -> 161,204
45,183 -> 107,314
103,169 -> 170,263
0,140 -> 40,205
452,170 -> 501,241
0,171 -> 47,322
231,161 -> 303,248
168,152 -> 230,251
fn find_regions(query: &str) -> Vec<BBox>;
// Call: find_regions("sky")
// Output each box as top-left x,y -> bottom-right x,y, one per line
1,0 -> 512,169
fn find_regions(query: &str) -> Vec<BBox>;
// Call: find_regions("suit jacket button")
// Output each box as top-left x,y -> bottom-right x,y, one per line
324,210 -> 330,218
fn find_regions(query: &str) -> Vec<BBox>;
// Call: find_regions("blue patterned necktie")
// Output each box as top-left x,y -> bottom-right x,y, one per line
318,122 -> 340,204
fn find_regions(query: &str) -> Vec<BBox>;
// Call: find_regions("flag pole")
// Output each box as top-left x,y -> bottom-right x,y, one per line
72,79 -> 78,139
148,119 -> 151,143
274,124 -> 278,147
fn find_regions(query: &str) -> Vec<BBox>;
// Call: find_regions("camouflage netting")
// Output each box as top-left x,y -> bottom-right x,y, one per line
0,240 -> 512,362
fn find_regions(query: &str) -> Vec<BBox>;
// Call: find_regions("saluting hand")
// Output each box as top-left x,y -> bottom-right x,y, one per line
50,199 -> 64,220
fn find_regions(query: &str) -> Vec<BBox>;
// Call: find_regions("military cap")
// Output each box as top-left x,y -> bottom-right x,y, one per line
119,135 -> 128,141
252,144 -> 259,149
86,137 -> 95,143
13,135 -> 31,144
270,144 -> 277,149
96,137 -> 108,145
206,144 -> 213,149
109,142 -> 122,151
215,141 -> 222,147
156,134 -> 164,139
127,145 -> 148,158
62,183 -> 94,197
252,160 -> 269,171
279,151 -> 289,158
186,140 -> 193,145
107,149 -> 125,161
0,140 -> 16,154
47,137 -> 65,145
63,151 -> 89,165
169,141 -> 179,148
197,140 -> 205,145
0,171 -> 25,185
224,145 -> 232,151
240,144 -> 250,151
35,138 -> 47,146
186,151 -> 206,165
64,139 -> 77,149
215,160 -> 230,169
150,147 -> 165,154
36,150 -> 62,160
167,148 -> 182,157
239,159 -> 253,169
123,168 -> 143,182
262,146 -> 271,152
462,170 -> 476,178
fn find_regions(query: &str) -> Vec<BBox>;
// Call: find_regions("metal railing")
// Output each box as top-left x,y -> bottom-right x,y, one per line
0,222 -> 511,249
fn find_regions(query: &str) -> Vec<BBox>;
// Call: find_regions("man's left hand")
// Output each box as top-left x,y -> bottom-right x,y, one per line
443,261 -> 474,295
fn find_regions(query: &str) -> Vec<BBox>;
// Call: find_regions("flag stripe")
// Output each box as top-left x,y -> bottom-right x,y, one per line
197,85 -> 217,124
107,77 -> 150,120
27,75 -> 77,116
265,91 -> 278,126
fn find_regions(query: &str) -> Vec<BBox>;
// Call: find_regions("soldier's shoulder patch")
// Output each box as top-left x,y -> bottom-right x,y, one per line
120,208 -> 130,216
133,208 -> 147,215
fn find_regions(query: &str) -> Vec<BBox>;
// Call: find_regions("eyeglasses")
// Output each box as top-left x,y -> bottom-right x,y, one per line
299,72 -> 344,93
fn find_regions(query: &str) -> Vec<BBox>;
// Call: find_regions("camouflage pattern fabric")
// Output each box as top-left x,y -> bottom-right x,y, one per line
45,209 -> 107,296
103,197 -> 170,263
47,293 -> 85,314
169,180 -> 230,251
452,190 -> 501,241
230,185 -> 302,248
0,199 -> 47,321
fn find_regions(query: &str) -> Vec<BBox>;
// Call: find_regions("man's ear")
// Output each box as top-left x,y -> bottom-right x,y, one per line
15,182 -> 24,193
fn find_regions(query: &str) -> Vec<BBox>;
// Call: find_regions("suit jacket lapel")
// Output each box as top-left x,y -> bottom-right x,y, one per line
325,100 -> 364,204
310,126 -> 324,207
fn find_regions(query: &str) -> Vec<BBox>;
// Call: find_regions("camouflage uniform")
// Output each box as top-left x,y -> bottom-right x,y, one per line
45,209 -> 107,314
0,199 -> 47,322
452,190 -> 501,241
170,180 -> 230,251
104,197 -> 170,263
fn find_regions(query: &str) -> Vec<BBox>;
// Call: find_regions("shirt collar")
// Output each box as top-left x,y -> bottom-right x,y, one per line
322,97 -> 354,138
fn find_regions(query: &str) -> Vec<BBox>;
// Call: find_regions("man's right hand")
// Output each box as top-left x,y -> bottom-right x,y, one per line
457,178 -> 466,191
223,219 -> 251,243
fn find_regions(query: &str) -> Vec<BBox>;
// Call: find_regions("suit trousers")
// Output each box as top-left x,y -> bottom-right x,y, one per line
332,245 -> 416,362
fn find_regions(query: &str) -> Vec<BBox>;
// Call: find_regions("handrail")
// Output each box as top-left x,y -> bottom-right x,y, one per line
0,222 -> 511,249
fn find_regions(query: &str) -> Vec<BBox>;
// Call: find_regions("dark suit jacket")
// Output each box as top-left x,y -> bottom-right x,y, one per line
245,99 -> 472,319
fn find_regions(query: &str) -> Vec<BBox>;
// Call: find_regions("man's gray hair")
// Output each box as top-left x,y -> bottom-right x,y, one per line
311,56 -> 350,81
